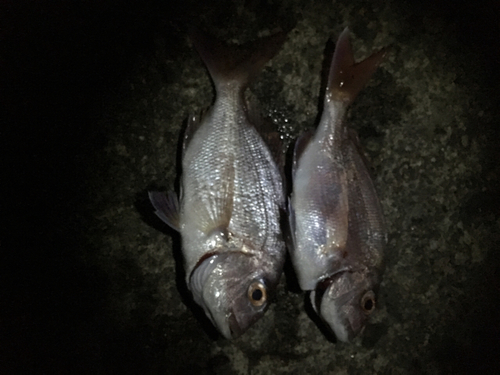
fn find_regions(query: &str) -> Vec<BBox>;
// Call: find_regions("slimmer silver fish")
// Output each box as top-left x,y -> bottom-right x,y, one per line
150,30 -> 287,339
289,28 -> 387,342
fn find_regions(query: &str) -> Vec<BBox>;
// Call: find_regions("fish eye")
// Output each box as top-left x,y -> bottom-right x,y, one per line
248,281 -> 267,307
361,291 -> 376,314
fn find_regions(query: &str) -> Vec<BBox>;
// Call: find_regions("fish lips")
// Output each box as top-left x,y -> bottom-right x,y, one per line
214,304 -> 264,339
206,305 -> 252,340
227,310 -> 244,338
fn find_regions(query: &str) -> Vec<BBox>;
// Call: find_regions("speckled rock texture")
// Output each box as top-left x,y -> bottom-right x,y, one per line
2,0 -> 499,374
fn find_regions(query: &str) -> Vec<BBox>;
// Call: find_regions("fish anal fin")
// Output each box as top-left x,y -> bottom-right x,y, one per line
347,128 -> 374,176
183,109 -> 208,157
148,191 -> 181,231
287,199 -> 296,251
327,28 -> 388,105
292,130 -> 314,179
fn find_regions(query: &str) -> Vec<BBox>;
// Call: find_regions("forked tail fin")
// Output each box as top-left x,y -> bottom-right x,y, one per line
326,28 -> 388,105
190,29 -> 288,92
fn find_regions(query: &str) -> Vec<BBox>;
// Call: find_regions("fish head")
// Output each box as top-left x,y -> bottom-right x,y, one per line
190,252 -> 277,339
313,270 -> 378,342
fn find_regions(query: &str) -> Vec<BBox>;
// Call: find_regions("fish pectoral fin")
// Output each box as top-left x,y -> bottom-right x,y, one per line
325,235 -> 348,256
323,169 -> 350,253
292,130 -> 314,179
193,165 -> 235,236
196,197 -> 233,237
325,213 -> 349,253
196,211 -> 232,238
148,191 -> 181,231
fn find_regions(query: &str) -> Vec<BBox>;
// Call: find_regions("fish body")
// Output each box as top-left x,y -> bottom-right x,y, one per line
150,30 -> 287,339
289,28 -> 387,342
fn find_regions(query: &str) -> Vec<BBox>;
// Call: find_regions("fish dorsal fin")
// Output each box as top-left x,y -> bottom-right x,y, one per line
327,28 -> 388,106
347,128 -> 374,178
190,29 -> 288,91
247,98 -> 285,176
148,191 -> 180,231
292,130 -> 314,179
183,109 -> 208,158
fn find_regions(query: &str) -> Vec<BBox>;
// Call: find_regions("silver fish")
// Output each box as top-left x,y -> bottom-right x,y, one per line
289,28 -> 387,342
149,30 -> 287,339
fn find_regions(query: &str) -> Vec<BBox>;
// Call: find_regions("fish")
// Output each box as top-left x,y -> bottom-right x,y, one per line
149,29 -> 287,339
288,28 -> 387,342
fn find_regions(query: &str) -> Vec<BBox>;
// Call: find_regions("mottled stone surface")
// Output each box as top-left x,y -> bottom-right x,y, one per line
3,0 -> 499,374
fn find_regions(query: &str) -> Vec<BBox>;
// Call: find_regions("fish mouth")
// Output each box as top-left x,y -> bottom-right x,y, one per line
227,310 -> 243,339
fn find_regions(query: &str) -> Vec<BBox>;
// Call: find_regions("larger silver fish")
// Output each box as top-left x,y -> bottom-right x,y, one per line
149,30 -> 287,339
289,28 -> 387,342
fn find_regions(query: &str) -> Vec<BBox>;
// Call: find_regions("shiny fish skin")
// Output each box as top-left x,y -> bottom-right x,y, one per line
289,28 -> 387,342
150,30 -> 287,339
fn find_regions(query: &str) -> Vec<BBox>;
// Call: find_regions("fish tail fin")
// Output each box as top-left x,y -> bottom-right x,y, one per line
327,28 -> 388,105
190,28 -> 288,91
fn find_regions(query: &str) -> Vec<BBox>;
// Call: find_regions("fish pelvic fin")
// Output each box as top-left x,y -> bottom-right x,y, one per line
326,28 -> 388,105
190,28 -> 288,92
149,191 -> 180,231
